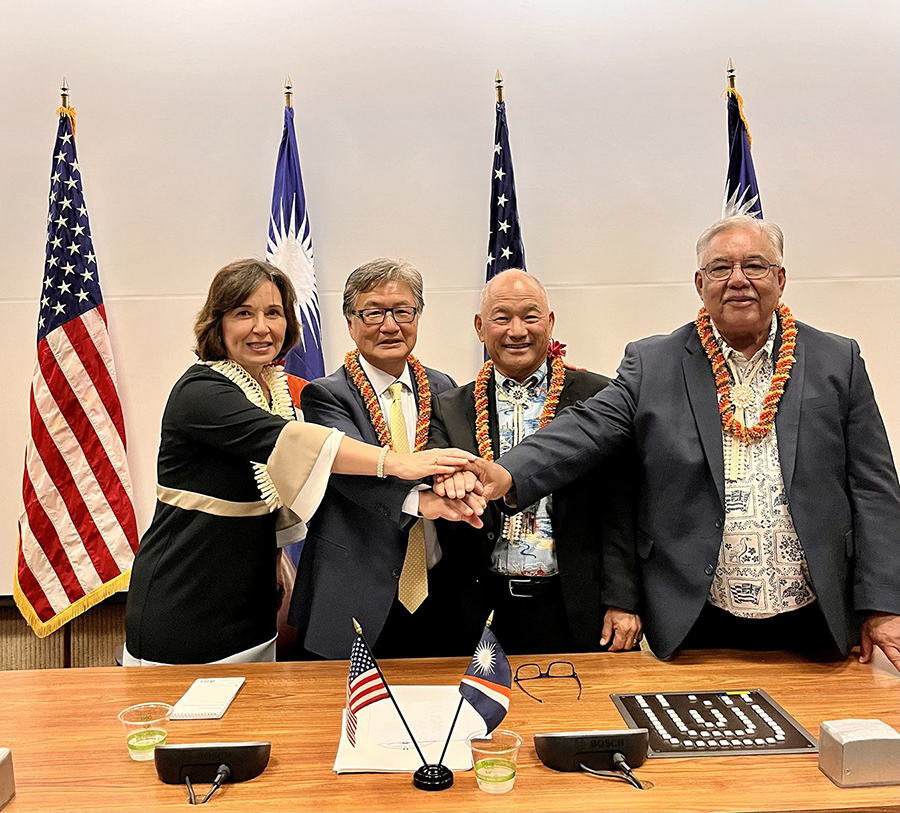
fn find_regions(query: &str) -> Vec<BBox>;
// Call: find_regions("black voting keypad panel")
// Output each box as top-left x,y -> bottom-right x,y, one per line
610,689 -> 818,758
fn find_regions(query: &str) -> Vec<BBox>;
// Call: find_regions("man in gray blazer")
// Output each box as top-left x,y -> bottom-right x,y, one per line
456,216 -> 900,669
288,259 -> 483,659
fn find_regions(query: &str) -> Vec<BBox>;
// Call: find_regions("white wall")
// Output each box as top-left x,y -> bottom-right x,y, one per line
1,0 -> 897,593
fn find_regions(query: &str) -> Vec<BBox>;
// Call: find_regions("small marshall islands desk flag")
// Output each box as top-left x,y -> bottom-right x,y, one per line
485,70 -> 526,284
458,619 -> 512,735
723,59 -> 763,218
15,80 -> 139,637
266,76 -> 325,381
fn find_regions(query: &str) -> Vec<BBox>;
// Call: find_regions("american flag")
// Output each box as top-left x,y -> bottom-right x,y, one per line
346,635 -> 389,746
485,98 -> 526,284
15,106 -> 139,637
723,87 -> 763,218
266,105 -> 325,381
459,625 -> 511,735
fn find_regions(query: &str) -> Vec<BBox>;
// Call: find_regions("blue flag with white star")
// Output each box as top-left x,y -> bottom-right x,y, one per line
723,87 -> 763,218
459,625 -> 511,735
485,101 -> 526,282
266,106 -> 325,381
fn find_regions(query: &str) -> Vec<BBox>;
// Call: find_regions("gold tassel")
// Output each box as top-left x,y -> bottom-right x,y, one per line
55,105 -> 77,138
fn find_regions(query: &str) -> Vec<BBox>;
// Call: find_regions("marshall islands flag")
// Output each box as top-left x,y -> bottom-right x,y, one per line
459,624 -> 511,734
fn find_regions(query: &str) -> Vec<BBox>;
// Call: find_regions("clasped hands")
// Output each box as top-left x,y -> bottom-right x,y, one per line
404,451 -> 513,528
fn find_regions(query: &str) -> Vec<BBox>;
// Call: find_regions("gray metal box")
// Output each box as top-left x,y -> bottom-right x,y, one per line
818,719 -> 900,788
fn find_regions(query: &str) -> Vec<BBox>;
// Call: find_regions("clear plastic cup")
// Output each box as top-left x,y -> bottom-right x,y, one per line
467,729 -> 522,793
118,703 -> 173,761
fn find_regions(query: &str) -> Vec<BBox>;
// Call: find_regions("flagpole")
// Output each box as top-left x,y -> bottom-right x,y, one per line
284,74 -> 292,109
495,69 -> 504,104
60,76 -> 69,109
726,58 -> 735,90
436,611 -> 495,766
351,618 -> 428,767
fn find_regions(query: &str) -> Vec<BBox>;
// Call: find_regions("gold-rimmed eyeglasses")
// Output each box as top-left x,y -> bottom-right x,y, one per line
513,661 -> 582,703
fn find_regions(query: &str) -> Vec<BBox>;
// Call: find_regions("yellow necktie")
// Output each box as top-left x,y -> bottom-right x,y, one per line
389,382 -> 428,613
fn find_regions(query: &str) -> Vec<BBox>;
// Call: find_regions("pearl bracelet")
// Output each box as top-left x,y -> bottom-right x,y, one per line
376,446 -> 390,479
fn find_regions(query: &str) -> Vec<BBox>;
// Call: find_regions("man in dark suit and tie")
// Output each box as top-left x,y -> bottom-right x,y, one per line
430,269 -> 642,655
457,217 -> 900,669
288,258 -> 483,659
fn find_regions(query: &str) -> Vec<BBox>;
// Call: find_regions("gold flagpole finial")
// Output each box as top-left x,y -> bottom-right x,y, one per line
486,610 -> 495,628
60,76 -> 69,109
352,617 -> 362,636
726,58 -> 736,91
284,75 -> 293,110
495,69 -> 504,104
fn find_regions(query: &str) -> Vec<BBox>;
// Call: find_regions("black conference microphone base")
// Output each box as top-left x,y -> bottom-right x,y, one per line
413,763 -> 454,791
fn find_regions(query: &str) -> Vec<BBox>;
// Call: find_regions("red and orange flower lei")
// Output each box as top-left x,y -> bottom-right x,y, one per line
344,350 -> 431,451
696,303 -> 797,443
473,355 -> 566,460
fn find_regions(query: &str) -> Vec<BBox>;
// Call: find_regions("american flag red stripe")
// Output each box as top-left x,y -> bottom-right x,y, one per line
15,106 -> 138,638
346,636 -> 389,746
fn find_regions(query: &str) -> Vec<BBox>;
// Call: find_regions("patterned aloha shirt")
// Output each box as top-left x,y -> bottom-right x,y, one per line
708,315 -> 816,618
489,363 -> 558,577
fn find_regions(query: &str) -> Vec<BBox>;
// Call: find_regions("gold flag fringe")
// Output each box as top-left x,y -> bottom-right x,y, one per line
725,88 -> 752,149
13,533 -> 131,638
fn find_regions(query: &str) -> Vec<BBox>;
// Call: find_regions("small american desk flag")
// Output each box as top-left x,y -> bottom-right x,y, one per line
346,636 -> 389,747
15,105 -> 139,637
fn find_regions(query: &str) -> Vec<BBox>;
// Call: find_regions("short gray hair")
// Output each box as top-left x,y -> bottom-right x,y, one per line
341,258 -> 425,320
479,268 -> 549,312
696,216 -> 784,266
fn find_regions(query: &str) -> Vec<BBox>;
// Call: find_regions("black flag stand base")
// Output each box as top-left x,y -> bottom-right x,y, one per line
413,763 -> 454,791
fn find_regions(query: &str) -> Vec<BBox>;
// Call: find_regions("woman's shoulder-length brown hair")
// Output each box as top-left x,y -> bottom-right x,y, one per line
193,258 -> 301,362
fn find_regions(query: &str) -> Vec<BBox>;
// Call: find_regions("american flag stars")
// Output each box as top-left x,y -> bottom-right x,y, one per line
485,100 -> 525,284
40,114 -> 101,343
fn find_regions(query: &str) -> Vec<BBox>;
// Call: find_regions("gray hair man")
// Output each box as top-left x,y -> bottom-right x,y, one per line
457,218 -> 900,669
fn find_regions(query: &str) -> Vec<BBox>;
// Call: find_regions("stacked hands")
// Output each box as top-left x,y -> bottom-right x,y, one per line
395,451 -> 513,528
418,455 -> 643,653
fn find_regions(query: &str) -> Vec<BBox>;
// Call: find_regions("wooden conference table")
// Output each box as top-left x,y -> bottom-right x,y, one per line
0,648 -> 897,812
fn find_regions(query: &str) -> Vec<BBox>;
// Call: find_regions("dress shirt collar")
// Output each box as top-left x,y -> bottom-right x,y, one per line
494,360 -> 548,393
711,312 -> 778,366
357,353 -> 414,397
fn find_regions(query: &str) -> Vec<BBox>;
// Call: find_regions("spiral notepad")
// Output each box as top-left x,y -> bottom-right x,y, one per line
171,677 -> 246,720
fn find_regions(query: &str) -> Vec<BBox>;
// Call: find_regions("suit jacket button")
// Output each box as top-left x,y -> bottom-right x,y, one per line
714,519 -> 723,529
487,532 -> 495,541
392,568 -> 401,579
705,564 -> 715,576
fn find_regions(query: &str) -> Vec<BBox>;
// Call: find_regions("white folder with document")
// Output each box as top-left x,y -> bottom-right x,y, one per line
333,685 -> 485,773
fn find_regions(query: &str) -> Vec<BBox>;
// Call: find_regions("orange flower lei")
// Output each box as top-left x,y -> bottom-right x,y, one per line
344,350 -> 431,452
473,356 -> 566,460
696,303 -> 797,443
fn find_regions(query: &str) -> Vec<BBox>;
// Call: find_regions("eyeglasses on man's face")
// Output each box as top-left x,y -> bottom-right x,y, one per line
351,306 -> 418,325
698,258 -> 780,281
513,661 -> 582,703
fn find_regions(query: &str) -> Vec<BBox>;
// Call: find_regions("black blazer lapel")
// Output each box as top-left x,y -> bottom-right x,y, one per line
487,374 -> 501,460
683,335 -> 726,508
775,328 -> 804,497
